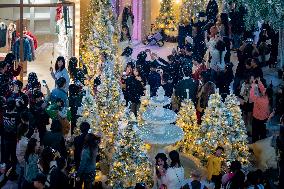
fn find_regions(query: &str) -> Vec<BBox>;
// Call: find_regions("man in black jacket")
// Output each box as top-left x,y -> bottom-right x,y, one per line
175,66 -> 198,106
0,61 -> 9,97
147,63 -> 161,97
73,122 -> 90,170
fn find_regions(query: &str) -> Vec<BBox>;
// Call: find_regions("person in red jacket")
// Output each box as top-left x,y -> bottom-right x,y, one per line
250,77 -> 271,143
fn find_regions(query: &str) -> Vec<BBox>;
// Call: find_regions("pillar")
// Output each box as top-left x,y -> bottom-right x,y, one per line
142,0 -> 151,39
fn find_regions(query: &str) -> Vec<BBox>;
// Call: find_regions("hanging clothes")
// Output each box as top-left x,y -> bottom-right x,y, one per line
0,22 -> 7,48
13,37 -> 33,62
56,4 -> 63,22
24,34 -> 35,60
6,23 -> 16,51
24,31 -> 38,50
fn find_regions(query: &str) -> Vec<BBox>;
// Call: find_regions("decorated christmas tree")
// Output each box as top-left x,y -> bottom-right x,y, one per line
75,87 -> 99,135
232,0 -> 284,29
80,1 -> 125,174
175,99 -> 200,155
137,85 -> 151,126
196,91 -> 228,165
155,0 -> 177,35
80,0 -> 121,81
109,116 -> 153,188
224,93 -> 250,165
179,0 -> 206,24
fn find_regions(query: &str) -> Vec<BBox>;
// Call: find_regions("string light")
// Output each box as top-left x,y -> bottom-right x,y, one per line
175,99 -> 200,157
155,0 -> 177,35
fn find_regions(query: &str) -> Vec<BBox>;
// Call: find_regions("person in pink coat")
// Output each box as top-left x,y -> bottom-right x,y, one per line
250,77 -> 271,143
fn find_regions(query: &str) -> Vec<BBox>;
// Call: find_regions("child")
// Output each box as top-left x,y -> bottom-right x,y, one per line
184,170 -> 208,189
207,146 -> 224,189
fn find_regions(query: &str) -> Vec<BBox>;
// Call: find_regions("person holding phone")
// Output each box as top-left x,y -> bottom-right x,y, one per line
50,56 -> 70,92
249,77 -> 271,142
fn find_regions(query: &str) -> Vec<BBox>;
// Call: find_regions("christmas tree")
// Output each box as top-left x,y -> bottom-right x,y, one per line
196,91 -> 228,165
155,0 -> 177,35
80,1 -> 125,174
179,0 -> 206,24
224,93 -> 250,165
175,99 -> 200,156
80,0 -> 121,81
137,85 -> 151,126
75,87 -> 99,135
232,0 -> 284,29
109,117 -> 153,188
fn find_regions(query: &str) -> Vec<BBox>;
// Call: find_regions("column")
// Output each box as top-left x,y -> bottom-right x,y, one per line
142,0 -> 151,39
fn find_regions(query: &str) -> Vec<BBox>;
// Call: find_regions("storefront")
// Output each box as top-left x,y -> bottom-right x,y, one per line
0,0 -> 79,86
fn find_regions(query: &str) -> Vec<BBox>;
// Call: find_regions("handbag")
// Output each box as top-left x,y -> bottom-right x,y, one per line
59,117 -> 70,136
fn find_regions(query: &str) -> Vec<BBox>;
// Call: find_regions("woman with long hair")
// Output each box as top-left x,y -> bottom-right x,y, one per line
250,77 -> 271,143
218,13 -> 231,63
208,39 -> 226,84
121,6 -> 134,37
77,133 -> 100,189
68,57 -> 87,85
196,71 -> 216,124
154,153 -> 168,189
38,147 -> 57,188
125,67 -> 145,116
120,25 -> 131,42
50,56 -> 70,92
22,138 -> 40,188
164,150 -> 184,189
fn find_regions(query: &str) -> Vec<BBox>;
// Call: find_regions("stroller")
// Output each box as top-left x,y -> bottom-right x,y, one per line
143,29 -> 165,47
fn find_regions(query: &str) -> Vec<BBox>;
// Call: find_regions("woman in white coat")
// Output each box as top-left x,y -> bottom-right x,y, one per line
50,56 -> 70,92
164,150 -> 184,189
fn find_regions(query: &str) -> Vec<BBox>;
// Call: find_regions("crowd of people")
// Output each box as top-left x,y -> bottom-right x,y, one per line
0,53 -> 102,189
0,0 -> 283,189
119,1 -> 283,189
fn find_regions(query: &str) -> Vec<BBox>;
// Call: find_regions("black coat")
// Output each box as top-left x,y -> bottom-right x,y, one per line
125,76 -> 145,103
175,77 -> 198,103
136,60 -> 150,79
43,131 -> 67,158
178,24 -> 192,48
206,0 -> 218,22
193,33 -> 206,63
148,71 -> 161,97
162,83 -> 174,98
0,73 -> 10,97
74,133 -> 88,170
229,9 -> 245,34
228,170 -> 245,189
50,168 -> 71,189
